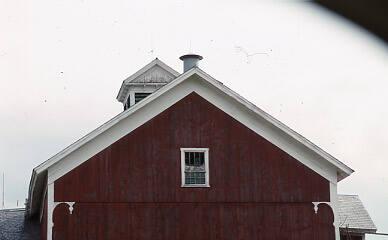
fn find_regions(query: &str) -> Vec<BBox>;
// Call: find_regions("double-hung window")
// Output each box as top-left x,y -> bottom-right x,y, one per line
180,148 -> 210,187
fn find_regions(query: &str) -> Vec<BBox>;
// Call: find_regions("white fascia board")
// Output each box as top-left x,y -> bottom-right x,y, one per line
193,69 -> 354,180
47,72 -> 198,183
35,68 -> 196,177
26,170 -> 37,216
188,76 -> 339,183
116,58 -> 180,102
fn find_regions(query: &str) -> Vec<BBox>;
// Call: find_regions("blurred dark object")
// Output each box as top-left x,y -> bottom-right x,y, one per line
314,1 -> 388,43
0,209 -> 40,240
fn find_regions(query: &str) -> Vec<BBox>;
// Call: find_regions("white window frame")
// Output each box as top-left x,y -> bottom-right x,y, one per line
180,148 -> 210,187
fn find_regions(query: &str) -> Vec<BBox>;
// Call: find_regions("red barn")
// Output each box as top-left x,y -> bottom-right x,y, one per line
25,55 -> 358,240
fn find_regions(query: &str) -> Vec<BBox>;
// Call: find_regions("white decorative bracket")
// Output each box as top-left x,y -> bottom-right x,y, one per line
54,202 -> 76,215
51,202 -> 76,228
312,201 -> 331,214
312,201 -> 337,228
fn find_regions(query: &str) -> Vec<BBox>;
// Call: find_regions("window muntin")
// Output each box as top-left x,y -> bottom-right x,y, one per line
180,148 -> 209,187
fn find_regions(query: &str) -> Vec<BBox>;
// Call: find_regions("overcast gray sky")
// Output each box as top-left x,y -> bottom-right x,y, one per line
1,0 -> 387,238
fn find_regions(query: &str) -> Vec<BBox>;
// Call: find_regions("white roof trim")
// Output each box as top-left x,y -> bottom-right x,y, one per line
27,66 -> 354,217
33,68 -> 194,175
116,58 -> 180,102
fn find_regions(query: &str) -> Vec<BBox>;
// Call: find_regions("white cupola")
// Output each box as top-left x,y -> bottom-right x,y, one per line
116,58 -> 180,110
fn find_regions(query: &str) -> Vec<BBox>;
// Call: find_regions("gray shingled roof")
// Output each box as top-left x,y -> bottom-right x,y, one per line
338,194 -> 377,234
0,208 -> 40,240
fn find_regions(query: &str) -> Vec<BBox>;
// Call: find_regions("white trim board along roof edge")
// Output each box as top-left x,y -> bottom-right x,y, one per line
196,69 -> 353,178
26,66 -> 354,218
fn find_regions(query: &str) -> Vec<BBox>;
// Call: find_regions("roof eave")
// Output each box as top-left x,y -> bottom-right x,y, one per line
340,228 -> 378,234
338,168 -> 354,181
25,170 -> 36,218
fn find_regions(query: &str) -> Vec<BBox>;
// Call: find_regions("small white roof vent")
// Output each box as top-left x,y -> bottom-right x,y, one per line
179,54 -> 203,72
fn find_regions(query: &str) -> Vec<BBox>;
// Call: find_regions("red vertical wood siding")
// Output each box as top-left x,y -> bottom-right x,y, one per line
53,203 -> 334,240
55,92 -> 329,203
52,92 -> 333,239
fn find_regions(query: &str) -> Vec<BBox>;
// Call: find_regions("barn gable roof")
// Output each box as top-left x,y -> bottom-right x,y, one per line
27,61 -> 354,218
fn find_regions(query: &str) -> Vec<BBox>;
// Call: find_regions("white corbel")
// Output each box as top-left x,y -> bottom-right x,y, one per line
50,202 -> 76,234
53,202 -> 76,215
312,201 -> 336,227
312,201 -> 331,214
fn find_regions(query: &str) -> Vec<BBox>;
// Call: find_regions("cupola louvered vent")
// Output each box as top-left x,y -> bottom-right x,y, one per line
135,92 -> 152,104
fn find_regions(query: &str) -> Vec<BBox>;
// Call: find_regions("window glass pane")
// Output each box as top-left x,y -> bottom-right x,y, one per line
185,152 -> 190,165
184,150 -> 207,185
194,152 -> 199,166
199,152 -> 204,165
190,152 -> 194,165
